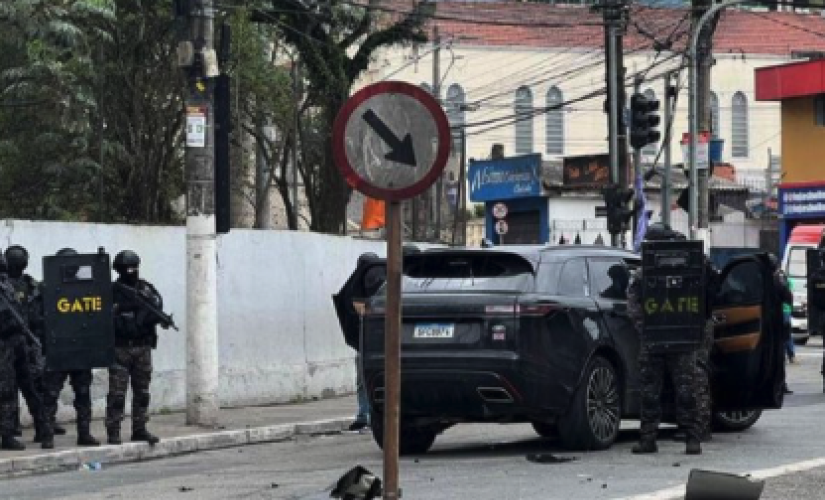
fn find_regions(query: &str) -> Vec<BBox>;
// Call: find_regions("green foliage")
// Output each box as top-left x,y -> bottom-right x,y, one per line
0,0 -> 182,223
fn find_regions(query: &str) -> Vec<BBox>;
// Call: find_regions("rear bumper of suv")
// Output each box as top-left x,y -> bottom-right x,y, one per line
365,353 -> 568,423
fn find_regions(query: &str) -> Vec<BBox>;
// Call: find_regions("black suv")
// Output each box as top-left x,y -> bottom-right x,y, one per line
336,245 -> 785,454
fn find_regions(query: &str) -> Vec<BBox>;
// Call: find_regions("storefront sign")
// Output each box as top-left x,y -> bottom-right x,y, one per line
468,154 -> 542,202
563,154 -> 610,187
779,183 -> 825,218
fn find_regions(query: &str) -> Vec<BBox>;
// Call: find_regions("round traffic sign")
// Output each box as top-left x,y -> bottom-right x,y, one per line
492,202 -> 508,219
495,220 -> 509,235
332,81 -> 451,202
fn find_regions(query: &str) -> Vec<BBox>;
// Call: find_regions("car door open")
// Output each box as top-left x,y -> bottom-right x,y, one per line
712,256 -> 785,411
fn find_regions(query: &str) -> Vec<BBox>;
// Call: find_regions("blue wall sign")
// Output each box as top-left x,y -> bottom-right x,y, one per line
779,183 -> 825,219
777,182 -> 825,256
468,154 -> 543,202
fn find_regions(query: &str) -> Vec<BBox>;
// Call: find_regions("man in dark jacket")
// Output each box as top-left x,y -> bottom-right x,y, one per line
4,245 -> 55,447
106,250 -> 169,445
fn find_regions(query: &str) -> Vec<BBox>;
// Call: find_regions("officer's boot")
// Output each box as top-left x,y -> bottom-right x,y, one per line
36,420 -> 54,450
131,426 -> 159,445
53,422 -> 67,435
107,427 -> 122,446
685,432 -> 702,455
77,422 -> 100,447
1,435 -> 25,451
631,437 -> 658,454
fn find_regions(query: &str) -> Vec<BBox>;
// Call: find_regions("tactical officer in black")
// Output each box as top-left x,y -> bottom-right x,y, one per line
40,248 -> 101,447
628,223 -> 701,455
0,252 -> 26,450
106,250 -> 167,445
4,245 -> 53,449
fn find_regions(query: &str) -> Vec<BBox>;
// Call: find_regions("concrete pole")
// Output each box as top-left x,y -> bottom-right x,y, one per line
184,0 -> 220,427
607,23 -> 620,247
689,0 -> 745,241
689,0 -> 744,243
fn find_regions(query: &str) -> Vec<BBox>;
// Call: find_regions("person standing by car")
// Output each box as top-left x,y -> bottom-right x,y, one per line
628,223 -> 702,456
767,254 -> 794,394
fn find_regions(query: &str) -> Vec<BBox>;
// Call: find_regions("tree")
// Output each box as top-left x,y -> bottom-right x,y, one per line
0,0 -> 115,220
251,0 -> 434,234
224,4 -> 298,229
0,0 -> 185,224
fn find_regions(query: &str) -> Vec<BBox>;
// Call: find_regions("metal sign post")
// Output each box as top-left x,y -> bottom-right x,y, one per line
332,81 -> 450,499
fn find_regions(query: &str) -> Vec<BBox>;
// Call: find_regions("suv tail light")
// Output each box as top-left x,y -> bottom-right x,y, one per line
484,303 -> 560,317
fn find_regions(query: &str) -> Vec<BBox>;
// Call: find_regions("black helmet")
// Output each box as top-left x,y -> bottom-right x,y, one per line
114,250 -> 140,273
5,245 -> 29,276
56,247 -> 78,257
644,223 -> 686,242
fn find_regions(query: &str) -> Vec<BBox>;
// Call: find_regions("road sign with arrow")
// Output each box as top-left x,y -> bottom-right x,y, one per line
332,81 -> 451,201
331,81 -> 451,500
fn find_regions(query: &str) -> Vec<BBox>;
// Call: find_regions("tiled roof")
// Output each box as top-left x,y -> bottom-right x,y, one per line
384,1 -> 825,56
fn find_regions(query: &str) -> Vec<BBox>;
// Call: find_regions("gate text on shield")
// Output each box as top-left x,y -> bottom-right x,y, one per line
42,249 -> 115,371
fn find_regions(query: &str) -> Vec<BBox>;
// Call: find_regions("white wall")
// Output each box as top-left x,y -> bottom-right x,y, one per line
0,220 -> 384,422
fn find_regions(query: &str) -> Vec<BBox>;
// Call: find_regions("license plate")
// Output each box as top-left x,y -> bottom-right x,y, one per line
413,323 -> 455,339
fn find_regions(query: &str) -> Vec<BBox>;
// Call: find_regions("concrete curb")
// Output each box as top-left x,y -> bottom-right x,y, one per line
1,416 -> 354,479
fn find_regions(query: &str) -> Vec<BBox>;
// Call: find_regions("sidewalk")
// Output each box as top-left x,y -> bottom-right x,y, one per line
0,395 -> 358,478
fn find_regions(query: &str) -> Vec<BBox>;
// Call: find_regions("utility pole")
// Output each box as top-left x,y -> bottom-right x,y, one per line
599,0 -> 629,247
662,72 -> 676,227
178,0 -> 220,426
693,0 -> 719,244
430,26 -> 441,242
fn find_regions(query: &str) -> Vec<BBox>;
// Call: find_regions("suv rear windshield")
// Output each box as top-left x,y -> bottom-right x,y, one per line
401,252 -> 536,293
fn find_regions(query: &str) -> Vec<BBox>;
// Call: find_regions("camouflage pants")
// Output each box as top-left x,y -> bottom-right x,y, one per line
695,320 -> 714,434
0,338 -> 19,436
43,370 -> 93,430
12,338 -> 47,429
106,346 -> 152,429
639,348 -> 699,440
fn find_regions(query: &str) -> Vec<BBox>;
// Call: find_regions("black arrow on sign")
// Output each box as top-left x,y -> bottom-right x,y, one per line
361,109 -> 417,167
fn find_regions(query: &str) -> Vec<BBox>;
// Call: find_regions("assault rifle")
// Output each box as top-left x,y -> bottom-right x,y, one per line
113,282 -> 179,331
0,285 -> 42,349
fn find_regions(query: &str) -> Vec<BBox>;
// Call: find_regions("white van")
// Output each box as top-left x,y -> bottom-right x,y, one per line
781,224 -> 825,342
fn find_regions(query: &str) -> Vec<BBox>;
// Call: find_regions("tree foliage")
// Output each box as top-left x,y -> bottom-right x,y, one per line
252,0 -> 434,234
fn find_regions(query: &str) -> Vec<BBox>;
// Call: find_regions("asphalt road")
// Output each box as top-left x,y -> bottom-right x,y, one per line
4,340 -> 825,500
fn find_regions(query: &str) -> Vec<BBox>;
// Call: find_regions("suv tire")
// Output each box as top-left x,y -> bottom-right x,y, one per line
558,356 -> 621,451
370,412 -> 437,455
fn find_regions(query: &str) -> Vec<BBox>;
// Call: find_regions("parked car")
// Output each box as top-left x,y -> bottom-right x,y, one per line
782,224 -> 825,341
337,245 -> 786,454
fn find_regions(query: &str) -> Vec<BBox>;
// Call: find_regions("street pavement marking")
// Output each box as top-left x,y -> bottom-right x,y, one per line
616,456 -> 825,500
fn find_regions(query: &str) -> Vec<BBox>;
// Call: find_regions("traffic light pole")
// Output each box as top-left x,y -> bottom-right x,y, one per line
631,77 -> 642,239
662,72 -> 676,227
601,0 -> 627,248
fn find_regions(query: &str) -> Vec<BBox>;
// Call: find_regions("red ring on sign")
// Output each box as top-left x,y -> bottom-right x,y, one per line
332,81 -> 452,202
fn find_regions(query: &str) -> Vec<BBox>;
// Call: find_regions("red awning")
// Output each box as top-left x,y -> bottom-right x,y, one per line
755,59 -> 825,101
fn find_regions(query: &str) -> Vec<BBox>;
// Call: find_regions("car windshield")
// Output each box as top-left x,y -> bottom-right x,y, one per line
400,252 -> 535,293
788,247 -> 808,278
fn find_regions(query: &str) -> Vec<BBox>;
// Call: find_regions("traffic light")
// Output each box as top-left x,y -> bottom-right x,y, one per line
630,93 -> 661,150
602,185 -> 635,234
